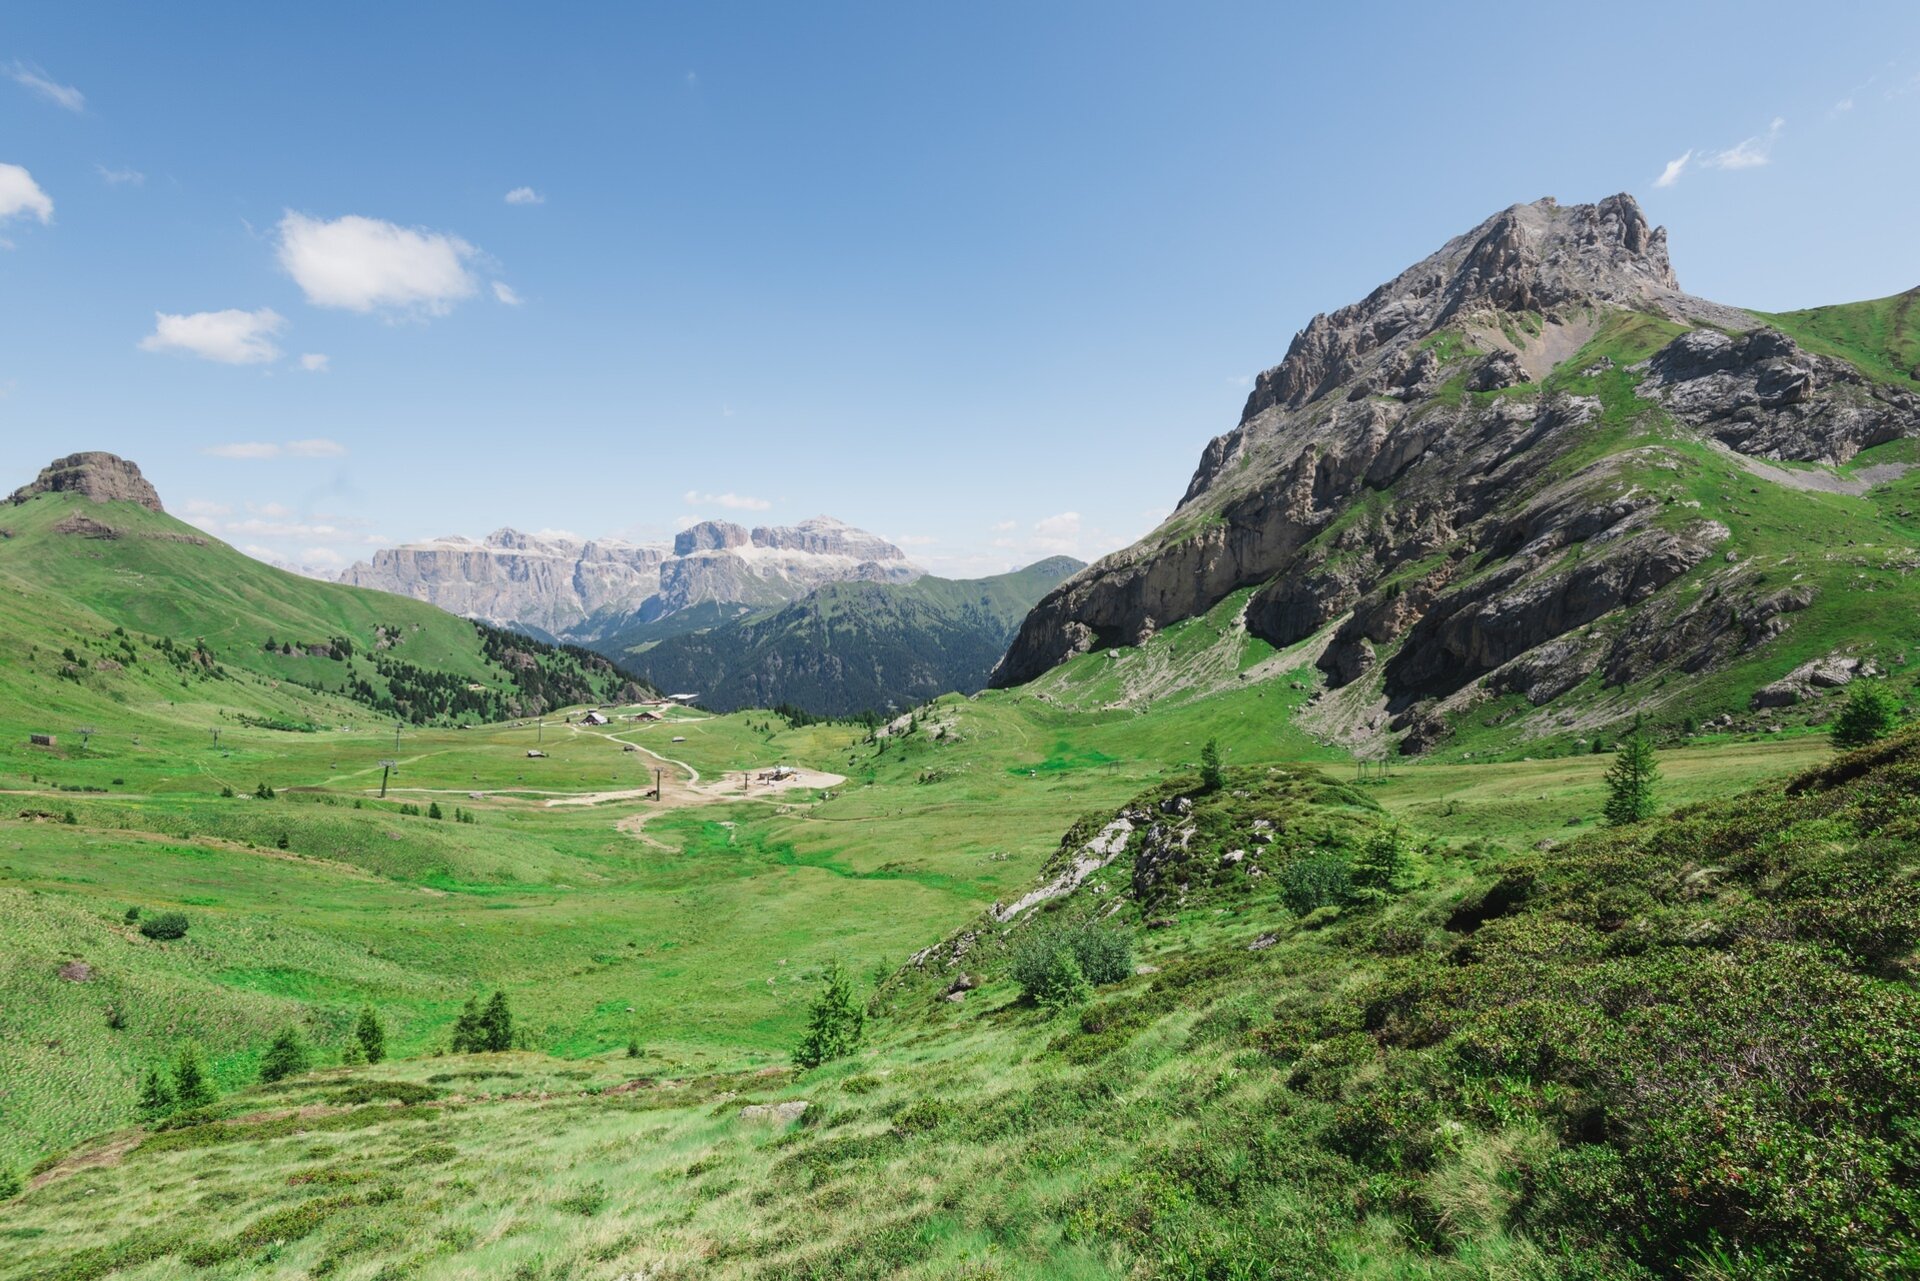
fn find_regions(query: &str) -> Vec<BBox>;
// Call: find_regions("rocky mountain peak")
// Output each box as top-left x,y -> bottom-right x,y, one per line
1241,194 -> 1718,419
675,520 -> 751,555
9,452 -> 164,512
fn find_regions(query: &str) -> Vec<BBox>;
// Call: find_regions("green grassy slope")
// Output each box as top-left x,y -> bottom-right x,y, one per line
0,492 -> 642,729
1760,287 -> 1920,388
7,730 -> 1913,1279
613,556 -> 1085,715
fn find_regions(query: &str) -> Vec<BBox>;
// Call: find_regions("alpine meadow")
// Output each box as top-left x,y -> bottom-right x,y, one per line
2,7 -> 1919,1280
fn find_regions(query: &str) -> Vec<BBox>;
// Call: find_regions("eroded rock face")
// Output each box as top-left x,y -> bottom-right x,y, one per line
1643,328 -> 1918,463
990,192 -> 1920,752
345,517 -> 921,642
9,452 -> 164,512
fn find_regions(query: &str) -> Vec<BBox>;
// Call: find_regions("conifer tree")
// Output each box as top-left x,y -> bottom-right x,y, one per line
354,1005 -> 386,1064
172,1044 -> 216,1110
480,990 -> 514,1052
1349,824 -> 1416,903
1200,738 -> 1225,792
1604,723 -> 1661,826
450,996 -> 484,1053
1832,681 -> 1900,750
793,961 -> 865,1069
259,1027 -> 310,1083
136,1066 -> 174,1120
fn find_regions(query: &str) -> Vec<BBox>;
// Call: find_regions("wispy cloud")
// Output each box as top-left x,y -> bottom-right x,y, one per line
504,186 -> 544,206
298,353 -> 330,373
277,211 -> 480,317
139,308 -> 285,364
201,438 -> 347,460
6,62 -> 83,112
1649,118 -> 1784,188
95,163 -> 144,187
0,163 -> 54,225
1701,117 -> 1784,171
682,489 -> 771,511
491,281 -> 523,306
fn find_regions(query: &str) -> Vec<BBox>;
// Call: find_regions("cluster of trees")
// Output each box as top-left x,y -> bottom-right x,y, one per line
261,635 -> 355,660
133,1008 -> 389,1122
793,962 -> 865,1068
450,991 -> 516,1053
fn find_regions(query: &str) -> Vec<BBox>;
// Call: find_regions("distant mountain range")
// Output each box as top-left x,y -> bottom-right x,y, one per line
616,556 -> 1085,715
342,518 -> 1076,716
341,517 -> 922,644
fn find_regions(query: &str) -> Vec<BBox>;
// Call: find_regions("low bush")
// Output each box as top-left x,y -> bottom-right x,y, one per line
138,911 -> 189,941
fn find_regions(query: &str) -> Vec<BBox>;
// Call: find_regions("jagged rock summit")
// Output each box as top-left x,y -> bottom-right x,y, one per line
992,194 -> 1920,753
9,451 -> 164,512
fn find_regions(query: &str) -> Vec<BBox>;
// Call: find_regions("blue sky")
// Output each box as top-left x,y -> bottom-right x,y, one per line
2,3 -> 1917,577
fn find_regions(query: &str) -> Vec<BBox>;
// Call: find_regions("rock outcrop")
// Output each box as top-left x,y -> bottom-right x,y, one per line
344,516 -> 921,643
9,452 -> 164,512
989,194 -> 1920,751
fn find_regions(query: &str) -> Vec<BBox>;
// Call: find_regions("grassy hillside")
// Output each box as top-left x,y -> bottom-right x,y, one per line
4,726 -> 1913,1279
1760,287 -> 1920,388
613,557 -> 1084,716
0,492 -> 644,729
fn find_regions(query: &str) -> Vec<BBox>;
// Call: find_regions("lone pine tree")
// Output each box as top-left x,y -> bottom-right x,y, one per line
1604,724 -> 1661,826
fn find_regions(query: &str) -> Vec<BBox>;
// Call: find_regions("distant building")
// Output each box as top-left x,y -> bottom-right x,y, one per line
667,693 -> 699,703
581,711 -> 609,726
29,733 -> 55,747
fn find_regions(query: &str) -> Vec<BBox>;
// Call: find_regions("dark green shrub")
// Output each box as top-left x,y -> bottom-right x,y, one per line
1069,926 -> 1134,985
1279,856 -> 1351,915
136,1066 -> 174,1120
1012,937 -> 1093,1011
139,911 -> 189,940
259,1027 -> 311,1083
0,1167 -> 20,1199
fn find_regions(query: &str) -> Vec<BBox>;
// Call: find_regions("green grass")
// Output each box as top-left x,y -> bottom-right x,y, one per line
1759,287 -> 1920,388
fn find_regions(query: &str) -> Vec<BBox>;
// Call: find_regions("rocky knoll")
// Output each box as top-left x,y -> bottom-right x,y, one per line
345,516 -> 920,643
9,452 -> 164,512
991,194 -> 1920,751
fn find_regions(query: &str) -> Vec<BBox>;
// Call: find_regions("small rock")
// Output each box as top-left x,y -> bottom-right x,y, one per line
57,961 -> 92,983
1146,917 -> 1177,930
1247,932 -> 1281,951
738,1100 -> 809,1125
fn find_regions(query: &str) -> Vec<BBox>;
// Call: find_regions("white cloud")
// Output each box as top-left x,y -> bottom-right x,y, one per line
682,489 -> 772,511
504,186 -> 544,205
284,438 -> 347,458
0,163 -> 54,224
298,546 -> 346,567
276,211 -> 480,316
139,308 -> 285,364
181,498 -> 233,518
1031,511 -> 1083,557
298,353 -> 330,372
991,519 -> 1017,532
892,534 -> 939,547
1653,150 -> 1692,189
6,63 -> 83,112
200,438 -> 346,461
531,527 -> 582,542
491,281 -> 523,306
95,164 -> 144,187
1702,118 -> 1784,171
1833,97 -> 1855,114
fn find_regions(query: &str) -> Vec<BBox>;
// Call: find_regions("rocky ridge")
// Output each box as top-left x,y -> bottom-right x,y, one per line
344,516 -> 921,643
992,194 -> 1920,752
